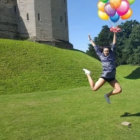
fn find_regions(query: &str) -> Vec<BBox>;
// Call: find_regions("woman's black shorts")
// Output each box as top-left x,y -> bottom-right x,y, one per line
101,77 -> 115,82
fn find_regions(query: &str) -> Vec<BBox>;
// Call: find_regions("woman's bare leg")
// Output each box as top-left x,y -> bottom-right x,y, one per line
107,79 -> 122,97
86,74 -> 106,91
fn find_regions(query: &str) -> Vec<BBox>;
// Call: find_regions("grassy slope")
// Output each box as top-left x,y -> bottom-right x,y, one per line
0,39 -> 101,95
0,65 -> 140,140
1,39 -> 140,139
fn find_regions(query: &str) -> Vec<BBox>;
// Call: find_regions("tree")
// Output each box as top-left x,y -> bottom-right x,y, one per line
116,23 -> 140,65
94,25 -> 113,46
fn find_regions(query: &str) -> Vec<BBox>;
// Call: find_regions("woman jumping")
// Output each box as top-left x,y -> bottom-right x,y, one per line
83,29 -> 122,104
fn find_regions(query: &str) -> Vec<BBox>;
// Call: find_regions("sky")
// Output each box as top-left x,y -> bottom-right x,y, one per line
67,0 -> 140,52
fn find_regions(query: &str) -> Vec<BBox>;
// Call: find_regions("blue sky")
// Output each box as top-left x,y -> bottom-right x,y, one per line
67,0 -> 140,52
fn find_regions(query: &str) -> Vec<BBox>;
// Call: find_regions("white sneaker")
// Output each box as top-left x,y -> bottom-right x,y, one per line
104,94 -> 111,104
83,68 -> 91,75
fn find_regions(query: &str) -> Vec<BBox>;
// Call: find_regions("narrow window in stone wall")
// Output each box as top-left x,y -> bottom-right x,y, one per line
60,16 -> 63,23
27,13 -> 29,20
65,12 -> 67,27
38,13 -> 41,21
14,6 -> 17,13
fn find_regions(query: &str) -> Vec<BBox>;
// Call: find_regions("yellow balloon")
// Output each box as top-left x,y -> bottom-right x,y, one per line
98,10 -> 109,20
121,8 -> 133,20
97,1 -> 105,12
110,0 -> 121,9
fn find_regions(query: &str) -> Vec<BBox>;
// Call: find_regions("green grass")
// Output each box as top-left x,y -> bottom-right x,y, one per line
0,65 -> 140,140
1,39 -> 140,139
0,39 -> 101,95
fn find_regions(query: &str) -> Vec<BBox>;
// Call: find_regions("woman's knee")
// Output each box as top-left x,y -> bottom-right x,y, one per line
117,87 -> 122,93
91,87 -> 98,91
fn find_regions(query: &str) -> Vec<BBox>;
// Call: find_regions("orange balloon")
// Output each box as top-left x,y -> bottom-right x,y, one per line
121,8 -> 133,20
98,10 -> 109,20
110,0 -> 121,9
97,1 -> 105,12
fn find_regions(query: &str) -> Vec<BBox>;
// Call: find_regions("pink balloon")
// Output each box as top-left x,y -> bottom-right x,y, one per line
117,0 -> 129,16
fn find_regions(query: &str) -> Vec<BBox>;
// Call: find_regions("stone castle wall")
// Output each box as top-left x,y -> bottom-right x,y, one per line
34,0 -> 53,41
16,0 -> 36,39
51,0 -> 69,41
0,0 -> 73,49
0,0 -> 17,38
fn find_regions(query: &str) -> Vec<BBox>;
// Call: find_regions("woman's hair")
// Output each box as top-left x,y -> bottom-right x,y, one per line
100,46 -> 111,52
103,46 -> 111,50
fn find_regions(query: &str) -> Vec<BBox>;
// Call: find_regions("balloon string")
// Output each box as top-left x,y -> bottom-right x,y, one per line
108,18 -> 122,28
108,19 -> 115,27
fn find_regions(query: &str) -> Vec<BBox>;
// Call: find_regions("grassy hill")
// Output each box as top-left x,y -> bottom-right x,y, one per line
0,39 -> 101,95
1,38 -> 140,139
0,64 -> 140,140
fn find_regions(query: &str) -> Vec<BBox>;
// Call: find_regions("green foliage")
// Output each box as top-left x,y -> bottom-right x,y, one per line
86,20 -> 140,65
95,25 -> 113,46
0,39 -> 101,95
116,20 -> 140,65
86,44 -> 99,60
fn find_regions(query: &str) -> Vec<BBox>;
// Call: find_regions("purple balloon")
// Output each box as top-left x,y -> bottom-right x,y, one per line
104,3 -> 116,17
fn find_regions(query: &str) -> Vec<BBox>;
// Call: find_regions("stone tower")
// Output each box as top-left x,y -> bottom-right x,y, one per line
0,0 -> 17,38
0,0 -> 73,49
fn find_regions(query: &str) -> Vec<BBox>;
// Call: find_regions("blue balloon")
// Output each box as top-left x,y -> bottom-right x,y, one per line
110,12 -> 120,23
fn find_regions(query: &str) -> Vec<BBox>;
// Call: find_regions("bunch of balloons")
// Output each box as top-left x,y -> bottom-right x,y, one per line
98,0 -> 135,23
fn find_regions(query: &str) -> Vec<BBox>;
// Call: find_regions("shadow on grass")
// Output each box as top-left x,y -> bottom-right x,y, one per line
125,67 -> 140,79
120,112 -> 140,117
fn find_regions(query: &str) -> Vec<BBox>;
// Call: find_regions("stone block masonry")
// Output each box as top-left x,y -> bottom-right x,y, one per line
0,0 -> 73,49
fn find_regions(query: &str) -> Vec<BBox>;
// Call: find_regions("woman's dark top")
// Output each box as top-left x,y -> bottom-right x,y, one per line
94,45 -> 116,79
